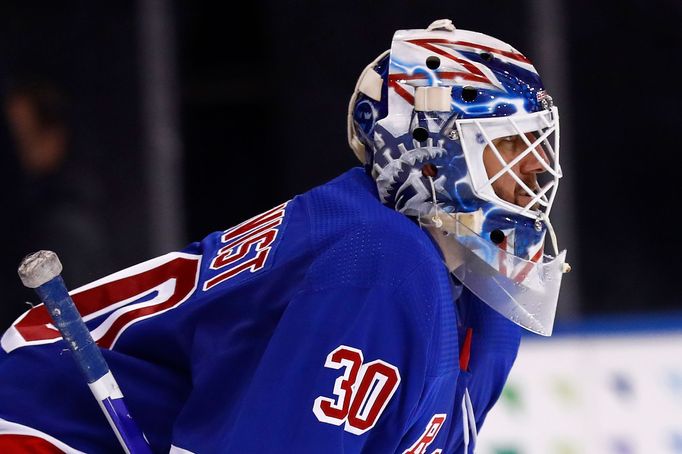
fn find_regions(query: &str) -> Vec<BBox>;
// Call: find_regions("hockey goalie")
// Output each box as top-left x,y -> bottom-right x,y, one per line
0,19 -> 568,453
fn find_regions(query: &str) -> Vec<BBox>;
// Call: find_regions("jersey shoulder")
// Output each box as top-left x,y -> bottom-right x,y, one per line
298,167 -> 447,292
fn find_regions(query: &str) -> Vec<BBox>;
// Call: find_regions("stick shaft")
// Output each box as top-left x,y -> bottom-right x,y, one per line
32,274 -> 152,454
35,276 -> 108,382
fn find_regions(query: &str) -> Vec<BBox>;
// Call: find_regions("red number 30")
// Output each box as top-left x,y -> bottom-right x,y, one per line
313,345 -> 401,435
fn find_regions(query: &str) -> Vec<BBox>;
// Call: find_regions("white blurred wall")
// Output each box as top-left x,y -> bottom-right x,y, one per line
477,326 -> 682,454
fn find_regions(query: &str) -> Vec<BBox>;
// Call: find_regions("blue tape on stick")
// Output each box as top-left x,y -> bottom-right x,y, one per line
35,275 -> 109,383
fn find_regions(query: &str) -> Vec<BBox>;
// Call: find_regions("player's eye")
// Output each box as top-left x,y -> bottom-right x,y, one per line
494,135 -> 517,149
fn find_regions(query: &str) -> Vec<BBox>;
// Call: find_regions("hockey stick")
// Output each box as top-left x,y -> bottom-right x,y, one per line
18,250 -> 152,454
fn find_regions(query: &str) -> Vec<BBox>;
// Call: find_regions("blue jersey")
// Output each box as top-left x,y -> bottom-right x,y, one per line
0,168 -> 521,453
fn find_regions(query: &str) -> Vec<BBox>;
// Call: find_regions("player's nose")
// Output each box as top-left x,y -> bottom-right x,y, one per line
519,133 -> 549,175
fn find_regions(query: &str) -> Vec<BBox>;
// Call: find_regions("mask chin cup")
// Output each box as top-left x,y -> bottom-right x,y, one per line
429,209 -> 566,336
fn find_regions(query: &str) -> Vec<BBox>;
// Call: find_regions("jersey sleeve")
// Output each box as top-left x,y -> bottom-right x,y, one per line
0,249 -> 211,453
0,199 -> 299,453
169,252 -> 458,454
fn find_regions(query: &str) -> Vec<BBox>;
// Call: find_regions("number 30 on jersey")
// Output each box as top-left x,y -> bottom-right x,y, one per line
312,345 -> 401,435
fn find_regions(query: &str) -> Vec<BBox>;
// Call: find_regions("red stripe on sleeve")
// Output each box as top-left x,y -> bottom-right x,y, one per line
0,434 -> 64,453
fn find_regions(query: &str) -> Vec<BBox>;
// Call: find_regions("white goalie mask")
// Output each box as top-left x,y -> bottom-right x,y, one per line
348,19 -> 570,335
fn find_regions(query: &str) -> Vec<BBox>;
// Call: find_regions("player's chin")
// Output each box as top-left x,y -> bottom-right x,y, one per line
514,195 -> 538,210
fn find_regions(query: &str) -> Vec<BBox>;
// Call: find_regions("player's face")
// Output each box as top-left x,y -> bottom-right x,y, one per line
482,133 -> 549,208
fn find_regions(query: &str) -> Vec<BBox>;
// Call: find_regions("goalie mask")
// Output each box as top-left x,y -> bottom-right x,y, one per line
348,19 -> 570,336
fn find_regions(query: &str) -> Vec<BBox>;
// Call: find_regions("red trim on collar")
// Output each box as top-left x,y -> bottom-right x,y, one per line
460,327 -> 473,372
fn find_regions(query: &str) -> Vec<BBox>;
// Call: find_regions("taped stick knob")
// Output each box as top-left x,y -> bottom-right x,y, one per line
18,250 -> 63,288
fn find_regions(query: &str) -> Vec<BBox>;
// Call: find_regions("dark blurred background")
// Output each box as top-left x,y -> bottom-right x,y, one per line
0,0 -> 680,329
